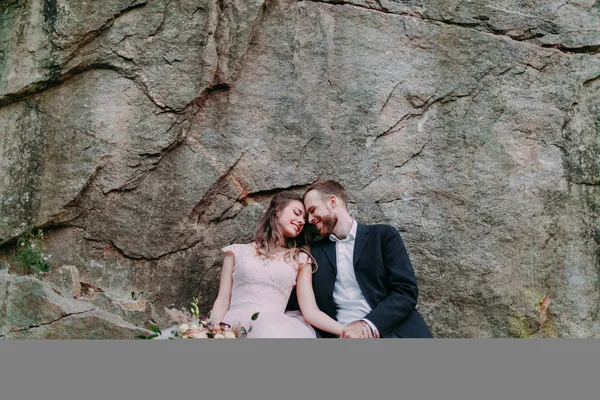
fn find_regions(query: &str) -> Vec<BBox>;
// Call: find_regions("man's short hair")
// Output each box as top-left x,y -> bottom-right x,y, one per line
304,180 -> 349,208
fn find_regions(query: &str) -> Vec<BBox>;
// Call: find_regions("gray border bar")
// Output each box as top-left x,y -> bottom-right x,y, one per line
1,339 -> 599,400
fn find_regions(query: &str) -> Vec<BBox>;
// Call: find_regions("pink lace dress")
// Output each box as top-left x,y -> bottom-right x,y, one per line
220,243 -> 316,338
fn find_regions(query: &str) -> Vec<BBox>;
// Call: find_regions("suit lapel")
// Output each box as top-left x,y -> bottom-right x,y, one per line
322,239 -> 337,271
353,223 -> 369,269
317,223 -> 368,272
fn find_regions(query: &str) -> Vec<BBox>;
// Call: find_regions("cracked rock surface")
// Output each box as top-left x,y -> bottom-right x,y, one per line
1,0 -> 599,337
0,267 -> 151,339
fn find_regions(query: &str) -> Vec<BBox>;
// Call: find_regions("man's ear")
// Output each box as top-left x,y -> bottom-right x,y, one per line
329,195 -> 337,209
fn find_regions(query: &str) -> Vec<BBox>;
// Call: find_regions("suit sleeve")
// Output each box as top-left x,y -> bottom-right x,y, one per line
363,226 -> 419,337
286,287 -> 300,311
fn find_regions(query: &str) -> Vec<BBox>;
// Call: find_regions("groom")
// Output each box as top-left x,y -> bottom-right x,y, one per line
288,180 -> 433,338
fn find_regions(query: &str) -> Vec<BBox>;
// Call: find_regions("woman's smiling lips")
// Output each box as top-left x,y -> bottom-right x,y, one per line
291,222 -> 302,233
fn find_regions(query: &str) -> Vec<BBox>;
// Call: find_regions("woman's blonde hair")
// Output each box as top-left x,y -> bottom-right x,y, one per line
253,191 -> 318,272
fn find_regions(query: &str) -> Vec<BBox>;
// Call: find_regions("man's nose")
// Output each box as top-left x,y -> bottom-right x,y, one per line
308,214 -> 314,224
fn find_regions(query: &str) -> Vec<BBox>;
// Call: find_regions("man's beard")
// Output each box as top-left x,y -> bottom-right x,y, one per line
319,212 -> 338,235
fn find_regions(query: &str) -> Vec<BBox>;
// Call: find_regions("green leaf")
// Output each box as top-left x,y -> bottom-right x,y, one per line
251,312 -> 260,321
137,335 -> 155,339
150,325 -> 162,335
168,337 -> 174,340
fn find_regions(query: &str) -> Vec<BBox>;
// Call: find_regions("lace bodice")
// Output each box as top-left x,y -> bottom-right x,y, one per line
222,243 -> 310,313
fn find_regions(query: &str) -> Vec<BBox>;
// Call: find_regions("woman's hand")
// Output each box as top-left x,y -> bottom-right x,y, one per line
340,320 -> 376,338
208,309 -> 221,325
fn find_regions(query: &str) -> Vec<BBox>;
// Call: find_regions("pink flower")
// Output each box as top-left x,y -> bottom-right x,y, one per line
182,328 -> 204,338
193,331 -> 208,338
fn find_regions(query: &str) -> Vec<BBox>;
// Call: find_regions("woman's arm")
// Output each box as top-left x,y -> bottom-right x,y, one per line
209,252 -> 235,324
296,261 -> 344,337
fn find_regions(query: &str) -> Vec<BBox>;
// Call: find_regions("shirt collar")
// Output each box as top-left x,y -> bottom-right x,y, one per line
329,219 -> 357,243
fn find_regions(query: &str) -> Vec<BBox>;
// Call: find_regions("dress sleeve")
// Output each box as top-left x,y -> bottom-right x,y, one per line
298,252 -> 313,270
221,243 -> 245,258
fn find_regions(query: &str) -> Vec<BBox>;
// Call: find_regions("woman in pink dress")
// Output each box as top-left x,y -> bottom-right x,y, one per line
209,191 -> 344,338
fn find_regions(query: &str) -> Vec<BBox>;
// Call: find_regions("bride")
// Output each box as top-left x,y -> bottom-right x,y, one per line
159,191 -> 344,338
207,191 -> 344,338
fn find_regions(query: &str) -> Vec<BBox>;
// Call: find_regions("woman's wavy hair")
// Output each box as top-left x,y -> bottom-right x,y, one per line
253,191 -> 318,272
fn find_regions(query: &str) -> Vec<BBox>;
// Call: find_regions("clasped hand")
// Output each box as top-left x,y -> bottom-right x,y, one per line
339,320 -> 379,338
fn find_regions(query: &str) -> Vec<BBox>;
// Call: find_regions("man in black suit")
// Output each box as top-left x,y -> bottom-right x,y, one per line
290,180 -> 432,338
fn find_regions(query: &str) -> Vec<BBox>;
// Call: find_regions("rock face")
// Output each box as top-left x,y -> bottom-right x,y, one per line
1,0 -> 599,337
0,266 -> 152,339
41,264 -> 81,298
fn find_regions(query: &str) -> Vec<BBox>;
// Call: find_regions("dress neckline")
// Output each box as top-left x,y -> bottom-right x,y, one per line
249,243 -> 299,270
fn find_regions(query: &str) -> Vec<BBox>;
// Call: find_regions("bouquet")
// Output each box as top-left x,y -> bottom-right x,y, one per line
165,297 -> 252,339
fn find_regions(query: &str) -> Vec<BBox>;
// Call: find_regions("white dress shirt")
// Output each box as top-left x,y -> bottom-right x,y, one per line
330,219 -> 379,336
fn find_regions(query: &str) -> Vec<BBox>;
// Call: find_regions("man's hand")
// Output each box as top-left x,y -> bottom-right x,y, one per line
340,320 -> 373,338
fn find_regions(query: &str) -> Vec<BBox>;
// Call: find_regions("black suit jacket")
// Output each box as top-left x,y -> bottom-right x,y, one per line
287,223 -> 432,338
